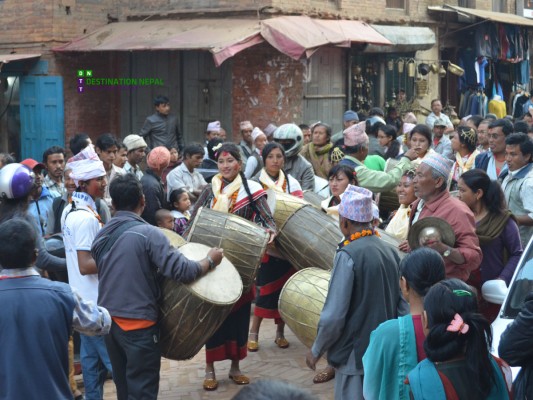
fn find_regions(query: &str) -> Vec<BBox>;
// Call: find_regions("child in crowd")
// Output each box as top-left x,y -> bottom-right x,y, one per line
169,188 -> 191,236
406,279 -> 512,399
155,209 -> 175,231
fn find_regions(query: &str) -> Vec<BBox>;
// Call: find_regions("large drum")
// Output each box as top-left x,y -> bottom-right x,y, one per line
303,190 -> 326,210
159,240 -> 242,360
279,268 -> 331,348
266,189 -> 341,271
187,207 -> 269,293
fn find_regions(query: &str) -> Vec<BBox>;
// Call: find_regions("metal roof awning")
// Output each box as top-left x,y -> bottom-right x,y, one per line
364,25 -> 436,53
53,17 -> 391,65
428,5 -> 533,27
0,53 -> 41,64
0,53 -> 41,73
52,19 -> 264,67
261,16 -> 391,59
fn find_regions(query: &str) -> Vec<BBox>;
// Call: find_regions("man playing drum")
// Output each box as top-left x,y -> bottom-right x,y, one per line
92,174 -> 224,400
306,185 -> 405,400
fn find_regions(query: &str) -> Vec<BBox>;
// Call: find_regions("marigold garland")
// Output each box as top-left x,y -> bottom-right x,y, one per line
341,229 -> 380,247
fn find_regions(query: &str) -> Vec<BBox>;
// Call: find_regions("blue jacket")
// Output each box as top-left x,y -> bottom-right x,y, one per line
408,356 -> 511,399
363,314 -> 418,400
28,185 -> 54,236
0,276 -> 75,399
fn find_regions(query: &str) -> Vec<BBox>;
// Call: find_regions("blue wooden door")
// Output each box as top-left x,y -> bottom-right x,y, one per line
20,76 -> 64,160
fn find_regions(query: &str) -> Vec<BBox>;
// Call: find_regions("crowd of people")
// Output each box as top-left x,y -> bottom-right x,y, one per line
1,94 -> 533,400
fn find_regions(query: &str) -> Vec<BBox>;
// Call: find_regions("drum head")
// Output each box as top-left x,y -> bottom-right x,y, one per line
159,228 -> 187,249
179,243 -> 242,305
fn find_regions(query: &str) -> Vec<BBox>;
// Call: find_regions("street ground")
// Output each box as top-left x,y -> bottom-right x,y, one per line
90,307 -> 334,399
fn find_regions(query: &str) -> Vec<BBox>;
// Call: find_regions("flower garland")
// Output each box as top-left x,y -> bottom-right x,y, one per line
340,229 -> 380,248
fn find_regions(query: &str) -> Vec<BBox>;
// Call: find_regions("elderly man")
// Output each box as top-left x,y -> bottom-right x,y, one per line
339,122 -> 417,193
239,121 -> 255,165
123,134 -> 147,180
306,185 -> 405,400
400,152 -> 482,281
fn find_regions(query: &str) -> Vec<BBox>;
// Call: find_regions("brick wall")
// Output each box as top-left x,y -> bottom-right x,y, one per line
54,51 -> 122,152
231,43 -> 304,135
0,0 -> 112,48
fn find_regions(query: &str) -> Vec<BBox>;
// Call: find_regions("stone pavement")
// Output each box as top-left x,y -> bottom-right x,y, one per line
100,310 -> 335,399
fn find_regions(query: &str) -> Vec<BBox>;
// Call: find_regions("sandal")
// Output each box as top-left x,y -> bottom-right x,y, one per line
274,337 -> 289,349
247,332 -> 259,352
203,371 -> 218,391
313,367 -> 335,384
228,372 -> 250,385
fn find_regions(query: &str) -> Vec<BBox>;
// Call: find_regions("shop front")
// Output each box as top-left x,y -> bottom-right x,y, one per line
429,5 -> 533,121
347,25 -> 437,122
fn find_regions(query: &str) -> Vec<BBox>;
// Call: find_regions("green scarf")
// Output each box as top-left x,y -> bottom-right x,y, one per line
476,210 -> 514,246
309,142 -> 333,157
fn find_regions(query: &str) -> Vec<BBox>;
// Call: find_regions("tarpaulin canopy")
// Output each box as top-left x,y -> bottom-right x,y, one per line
365,25 -> 436,53
261,16 -> 391,59
53,19 -> 264,67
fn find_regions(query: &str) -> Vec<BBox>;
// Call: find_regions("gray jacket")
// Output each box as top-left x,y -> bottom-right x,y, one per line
139,112 -> 184,151
285,155 -> 315,191
92,211 -> 201,322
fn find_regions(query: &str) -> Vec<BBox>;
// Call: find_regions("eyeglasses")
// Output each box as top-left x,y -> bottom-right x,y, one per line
487,133 -> 504,139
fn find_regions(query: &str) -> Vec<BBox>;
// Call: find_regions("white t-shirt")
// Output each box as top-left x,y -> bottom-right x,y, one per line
61,192 -> 101,304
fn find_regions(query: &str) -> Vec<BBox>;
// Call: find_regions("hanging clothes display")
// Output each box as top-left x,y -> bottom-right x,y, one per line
488,95 -> 507,118
455,22 -> 530,118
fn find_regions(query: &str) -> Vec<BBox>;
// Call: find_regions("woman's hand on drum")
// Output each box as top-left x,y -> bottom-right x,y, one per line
398,240 -> 411,253
305,349 -> 319,371
267,229 -> 276,245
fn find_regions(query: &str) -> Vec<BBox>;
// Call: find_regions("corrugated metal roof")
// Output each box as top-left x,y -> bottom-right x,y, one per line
0,54 -> 41,64
53,19 -> 263,66
429,5 -> 533,27
54,17 -> 391,64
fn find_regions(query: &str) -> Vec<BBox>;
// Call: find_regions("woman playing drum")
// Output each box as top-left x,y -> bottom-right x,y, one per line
189,143 -> 276,391
249,142 -> 303,352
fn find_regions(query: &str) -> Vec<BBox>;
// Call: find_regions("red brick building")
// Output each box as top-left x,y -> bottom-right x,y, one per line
2,0 -> 532,160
